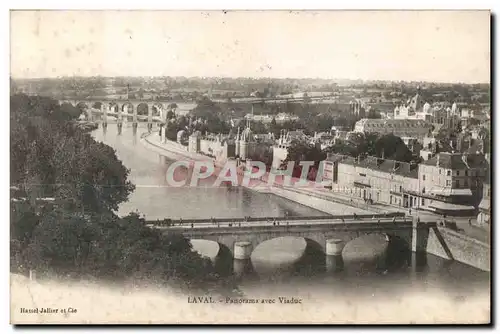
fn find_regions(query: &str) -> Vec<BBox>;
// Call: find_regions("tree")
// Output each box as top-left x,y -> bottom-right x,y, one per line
281,140 -> 326,178
324,132 -> 414,163
366,109 -> 382,119
375,134 -> 413,162
137,88 -> 145,99
10,94 -> 134,213
468,118 -> 481,127
10,94 -> 236,293
165,121 -> 180,141
250,121 -> 267,134
166,110 -> 175,120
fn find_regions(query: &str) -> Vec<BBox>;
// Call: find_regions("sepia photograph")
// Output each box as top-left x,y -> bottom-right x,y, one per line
8,9 -> 491,324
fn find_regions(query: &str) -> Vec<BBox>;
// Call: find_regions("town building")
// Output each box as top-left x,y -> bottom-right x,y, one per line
353,118 -> 433,140
393,88 -> 461,131
274,112 -> 299,123
327,154 -> 420,208
188,131 -> 236,161
477,154 -> 490,226
417,152 -> 488,214
477,179 -> 490,226
324,151 -> 488,216
271,129 -> 309,169
312,132 -> 336,150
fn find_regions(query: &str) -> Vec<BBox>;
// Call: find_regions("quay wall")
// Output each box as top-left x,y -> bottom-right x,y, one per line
261,186 -> 375,215
416,226 -> 490,272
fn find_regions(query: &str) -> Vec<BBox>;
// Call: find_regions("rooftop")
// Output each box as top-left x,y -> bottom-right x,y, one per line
355,118 -> 432,127
422,152 -> 488,170
335,155 -> 419,178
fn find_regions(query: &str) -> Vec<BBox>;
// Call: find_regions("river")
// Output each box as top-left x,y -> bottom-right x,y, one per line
92,123 -> 331,220
91,124 -> 490,315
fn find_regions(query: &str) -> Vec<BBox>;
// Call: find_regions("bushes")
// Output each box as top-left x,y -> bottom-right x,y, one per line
11,205 -> 224,291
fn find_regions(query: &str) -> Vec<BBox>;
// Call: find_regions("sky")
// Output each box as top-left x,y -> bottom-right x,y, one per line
10,10 -> 491,83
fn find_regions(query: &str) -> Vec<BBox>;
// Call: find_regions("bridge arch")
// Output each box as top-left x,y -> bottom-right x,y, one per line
108,102 -> 119,113
214,242 -> 234,276
384,234 -> 412,269
121,102 -> 133,113
137,103 -> 149,116
297,238 -> 327,274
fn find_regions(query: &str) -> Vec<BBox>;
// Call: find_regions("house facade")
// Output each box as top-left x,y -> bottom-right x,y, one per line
325,151 -> 488,216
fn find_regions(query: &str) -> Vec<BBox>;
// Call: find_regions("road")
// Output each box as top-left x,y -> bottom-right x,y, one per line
150,216 -> 411,230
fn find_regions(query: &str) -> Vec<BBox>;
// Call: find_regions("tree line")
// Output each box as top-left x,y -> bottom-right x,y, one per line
10,94 -> 237,294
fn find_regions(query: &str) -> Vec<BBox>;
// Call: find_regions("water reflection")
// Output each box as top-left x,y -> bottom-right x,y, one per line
230,250 -> 489,299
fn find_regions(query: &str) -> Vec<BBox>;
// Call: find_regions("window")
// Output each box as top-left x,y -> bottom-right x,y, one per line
465,171 -> 468,176
422,174 -> 426,181
446,180 -> 451,186
422,187 -> 426,194
456,170 -> 460,176
421,198 -> 425,206
399,186 -> 403,193
455,180 -> 460,188
464,180 -> 468,187
439,169 -> 442,174
447,170 -> 451,176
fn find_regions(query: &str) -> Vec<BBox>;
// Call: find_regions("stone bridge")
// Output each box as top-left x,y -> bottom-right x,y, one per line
148,213 -> 490,271
151,214 -> 433,261
59,98 -> 179,125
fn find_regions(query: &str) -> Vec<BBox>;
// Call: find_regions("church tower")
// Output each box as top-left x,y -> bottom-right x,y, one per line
235,126 -> 241,157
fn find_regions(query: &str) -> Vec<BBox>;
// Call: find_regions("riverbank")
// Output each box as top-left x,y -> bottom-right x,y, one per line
141,132 -> 378,216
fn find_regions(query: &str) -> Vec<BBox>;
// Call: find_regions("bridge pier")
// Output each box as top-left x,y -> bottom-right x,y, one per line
234,241 -> 252,260
161,125 -> 168,143
325,239 -> 345,272
233,241 -> 253,277
133,108 -> 138,125
158,124 -> 163,138
101,104 -> 107,127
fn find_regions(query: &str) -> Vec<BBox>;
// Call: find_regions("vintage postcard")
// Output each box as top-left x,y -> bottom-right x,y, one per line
9,10 -> 491,324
